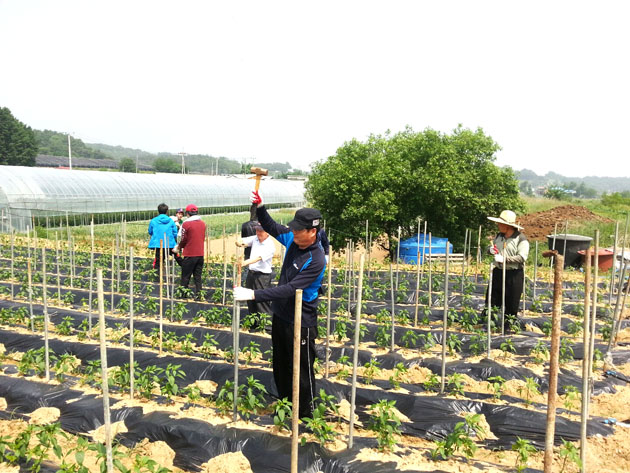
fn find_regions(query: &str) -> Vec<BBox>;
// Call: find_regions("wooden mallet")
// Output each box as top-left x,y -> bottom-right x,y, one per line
249,167 -> 268,191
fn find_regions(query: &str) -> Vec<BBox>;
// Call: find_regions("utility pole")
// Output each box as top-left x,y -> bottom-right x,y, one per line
67,133 -> 72,170
178,151 -> 187,174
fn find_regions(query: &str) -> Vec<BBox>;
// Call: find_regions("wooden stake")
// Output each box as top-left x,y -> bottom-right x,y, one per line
501,241 -> 507,336
487,263 -> 493,359
580,247 -> 592,471
440,242 -> 450,394
396,226 -> 401,290
586,230 -> 599,406
233,254 -> 241,423
428,233 -> 433,307
348,253 -> 365,449
10,230 -> 14,300
96,269 -> 114,473
159,240 -> 164,355
290,289 -> 303,473
533,241 -> 538,302
325,255 -> 333,379
129,246 -> 135,400
110,240 -> 115,314
607,262 -> 629,351
222,225 -> 227,305
609,221 -> 619,304
27,259 -> 34,331
89,221 -> 94,330
42,247 -> 50,382
542,250 -> 563,473
389,263 -> 395,352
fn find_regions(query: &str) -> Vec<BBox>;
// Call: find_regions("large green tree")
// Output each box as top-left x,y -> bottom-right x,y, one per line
0,107 -> 38,166
119,157 -> 136,172
306,126 -> 524,253
153,157 -> 181,173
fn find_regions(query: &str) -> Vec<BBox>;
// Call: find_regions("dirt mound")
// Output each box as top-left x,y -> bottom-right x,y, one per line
519,205 -> 612,241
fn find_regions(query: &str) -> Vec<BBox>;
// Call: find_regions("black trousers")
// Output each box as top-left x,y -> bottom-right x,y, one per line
271,314 -> 317,419
153,248 -> 182,269
486,266 -> 524,320
245,270 -> 273,315
181,256 -> 204,294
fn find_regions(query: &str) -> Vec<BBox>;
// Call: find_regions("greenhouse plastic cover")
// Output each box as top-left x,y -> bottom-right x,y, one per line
0,165 -> 305,230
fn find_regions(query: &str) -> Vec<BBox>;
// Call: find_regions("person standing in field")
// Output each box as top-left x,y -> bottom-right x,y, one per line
486,210 -> 529,332
240,204 -> 259,284
174,204 -> 206,300
233,190 -> 326,419
148,203 -> 179,269
236,222 -> 276,320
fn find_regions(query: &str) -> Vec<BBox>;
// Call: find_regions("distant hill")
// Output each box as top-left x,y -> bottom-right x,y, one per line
30,129 -> 301,176
34,129 -> 109,160
515,168 -> 630,194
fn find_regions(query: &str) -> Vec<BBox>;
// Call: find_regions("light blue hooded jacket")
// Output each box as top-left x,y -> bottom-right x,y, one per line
148,214 -> 178,248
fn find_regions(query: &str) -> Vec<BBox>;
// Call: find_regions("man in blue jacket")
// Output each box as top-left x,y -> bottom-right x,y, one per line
234,191 -> 326,419
148,203 -> 179,269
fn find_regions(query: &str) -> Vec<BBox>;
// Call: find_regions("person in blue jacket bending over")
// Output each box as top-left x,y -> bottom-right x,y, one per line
148,203 -> 179,269
234,190 -> 326,419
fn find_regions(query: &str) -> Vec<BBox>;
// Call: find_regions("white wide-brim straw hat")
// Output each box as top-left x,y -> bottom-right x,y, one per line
487,210 -> 523,230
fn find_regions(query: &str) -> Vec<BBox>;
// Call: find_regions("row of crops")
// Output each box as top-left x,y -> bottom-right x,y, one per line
1,240 -> 629,472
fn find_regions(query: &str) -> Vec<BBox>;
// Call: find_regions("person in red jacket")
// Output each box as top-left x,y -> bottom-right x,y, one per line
174,204 -> 206,299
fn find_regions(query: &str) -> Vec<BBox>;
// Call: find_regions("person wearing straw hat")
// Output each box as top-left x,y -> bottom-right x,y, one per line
486,210 -> 529,331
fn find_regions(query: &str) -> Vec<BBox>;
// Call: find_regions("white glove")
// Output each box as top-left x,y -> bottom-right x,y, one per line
233,286 -> 255,301
173,244 -> 180,253
235,238 -> 244,247
325,255 -> 329,264
250,190 -> 263,208
494,253 -> 504,264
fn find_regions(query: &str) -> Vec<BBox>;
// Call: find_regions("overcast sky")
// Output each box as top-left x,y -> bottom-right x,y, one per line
1,1 -> 628,177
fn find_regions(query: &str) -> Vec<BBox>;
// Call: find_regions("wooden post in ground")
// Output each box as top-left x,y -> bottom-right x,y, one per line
501,241 -> 507,335
389,263 -> 396,352
290,289 -> 303,473
10,230 -> 14,300
232,251 -> 241,423
428,233 -> 433,307
159,240 -> 164,355
348,253 -> 365,449
608,262 -> 629,351
542,249 -> 563,473
96,268 -> 114,473
325,255 -> 333,379
440,243 -> 450,394
580,248 -> 592,472
586,231 -> 600,406
89,220 -> 94,329
487,263 -> 494,359
129,246 -> 135,400
42,247 -> 50,382
27,259 -> 34,331
222,224 -> 227,305
609,221 -> 619,305
110,241 -> 115,314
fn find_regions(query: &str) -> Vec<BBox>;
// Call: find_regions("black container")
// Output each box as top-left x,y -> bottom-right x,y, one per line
546,234 -> 593,268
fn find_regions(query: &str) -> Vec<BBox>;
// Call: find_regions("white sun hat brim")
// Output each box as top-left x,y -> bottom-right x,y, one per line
487,216 -> 523,230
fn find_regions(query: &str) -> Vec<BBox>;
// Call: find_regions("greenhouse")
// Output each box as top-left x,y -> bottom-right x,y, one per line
0,165 -> 306,232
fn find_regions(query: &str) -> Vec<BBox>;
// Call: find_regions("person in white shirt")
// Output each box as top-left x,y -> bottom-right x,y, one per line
236,224 -> 276,318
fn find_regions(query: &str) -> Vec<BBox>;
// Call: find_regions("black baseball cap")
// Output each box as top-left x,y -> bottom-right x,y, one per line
287,208 -> 322,231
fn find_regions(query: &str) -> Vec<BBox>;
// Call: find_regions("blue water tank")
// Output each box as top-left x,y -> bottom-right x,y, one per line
399,235 -> 453,264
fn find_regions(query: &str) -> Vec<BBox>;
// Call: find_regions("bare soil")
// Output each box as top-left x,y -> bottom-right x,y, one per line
518,205 -> 613,241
